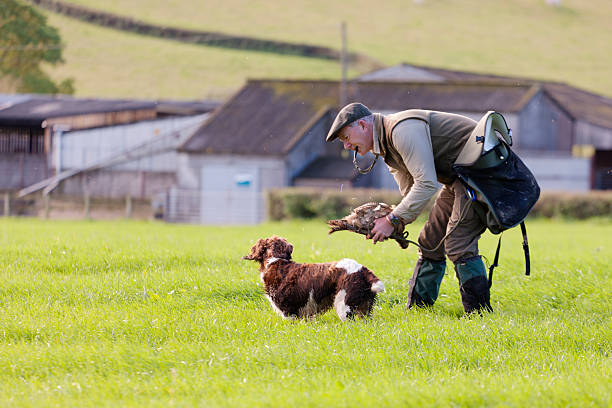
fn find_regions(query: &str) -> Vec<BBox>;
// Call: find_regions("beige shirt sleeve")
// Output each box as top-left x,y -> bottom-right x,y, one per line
388,166 -> 412,197
389,119 -> 440,224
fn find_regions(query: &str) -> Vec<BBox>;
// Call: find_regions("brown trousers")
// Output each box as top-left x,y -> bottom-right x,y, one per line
417,179 -> 487,264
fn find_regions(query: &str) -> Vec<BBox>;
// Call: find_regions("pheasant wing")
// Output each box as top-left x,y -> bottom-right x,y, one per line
328,202 -> 411,249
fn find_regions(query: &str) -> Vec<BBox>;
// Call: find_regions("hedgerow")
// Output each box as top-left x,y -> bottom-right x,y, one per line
267,188 -> 612,220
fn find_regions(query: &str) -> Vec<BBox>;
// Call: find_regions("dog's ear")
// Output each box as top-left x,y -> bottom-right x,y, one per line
242,238 -> 267,262
270,236 -> 293,260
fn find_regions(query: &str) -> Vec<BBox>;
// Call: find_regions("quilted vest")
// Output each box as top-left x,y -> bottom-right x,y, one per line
379,110 -> 477,184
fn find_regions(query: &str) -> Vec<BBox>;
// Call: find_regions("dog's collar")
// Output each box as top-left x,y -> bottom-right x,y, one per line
265,257 -> 289,267
266,257 -> 281,267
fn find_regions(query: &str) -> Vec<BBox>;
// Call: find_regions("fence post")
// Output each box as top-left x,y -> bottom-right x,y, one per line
125,195 -> 132,219
3,193 -> 9,217
43,193 -> 50,219
84,192 -> 90,219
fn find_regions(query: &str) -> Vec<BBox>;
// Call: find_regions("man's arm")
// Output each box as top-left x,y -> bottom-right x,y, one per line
370,119 -> 439,244
388,166 -> 413,197
390,119 -> 440,224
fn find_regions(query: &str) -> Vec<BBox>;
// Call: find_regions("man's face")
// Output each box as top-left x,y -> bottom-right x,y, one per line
338,119 -> 372,154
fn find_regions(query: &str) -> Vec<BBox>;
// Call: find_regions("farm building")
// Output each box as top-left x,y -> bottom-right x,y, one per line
0,94 -> 217,201
172,67 -> 612,224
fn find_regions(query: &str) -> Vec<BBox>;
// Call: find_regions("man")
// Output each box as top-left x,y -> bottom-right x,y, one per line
326,102 -> 492,314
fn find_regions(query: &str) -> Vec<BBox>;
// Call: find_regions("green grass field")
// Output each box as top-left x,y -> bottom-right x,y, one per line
39,0 -> 612,99
0,217 -> 610,406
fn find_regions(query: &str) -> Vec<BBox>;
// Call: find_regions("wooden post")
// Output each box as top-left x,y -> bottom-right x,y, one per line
84,192 -> 90,219
125,195 -> 132,219
44,193 -> 50,219
340,21 -> 348,107
3,193 -> 9,217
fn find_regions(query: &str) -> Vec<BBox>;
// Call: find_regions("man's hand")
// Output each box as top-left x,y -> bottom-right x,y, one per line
369,216 -> 394,244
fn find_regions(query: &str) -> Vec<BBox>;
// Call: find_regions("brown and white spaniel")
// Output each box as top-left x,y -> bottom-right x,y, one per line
243,236 -> 384,321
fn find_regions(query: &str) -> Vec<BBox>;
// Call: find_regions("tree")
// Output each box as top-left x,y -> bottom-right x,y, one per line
0,0 -> 74,94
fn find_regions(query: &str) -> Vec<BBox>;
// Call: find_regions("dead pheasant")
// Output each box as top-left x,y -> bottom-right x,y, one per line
328,202 -> 411,249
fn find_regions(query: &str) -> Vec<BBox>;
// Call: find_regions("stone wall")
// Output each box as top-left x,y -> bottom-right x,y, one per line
28,0 -> 376,66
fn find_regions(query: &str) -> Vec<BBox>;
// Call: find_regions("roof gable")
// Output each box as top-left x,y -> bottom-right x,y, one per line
358,65 -> 445,82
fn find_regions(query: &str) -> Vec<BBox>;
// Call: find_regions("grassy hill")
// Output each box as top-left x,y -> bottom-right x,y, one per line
39,0 -> 612,99
41,13 -> 358,100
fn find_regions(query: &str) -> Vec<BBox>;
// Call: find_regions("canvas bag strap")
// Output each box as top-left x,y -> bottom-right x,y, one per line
488,234 -> 502,288
488,221 -> 531,288
521,221 -> 531,276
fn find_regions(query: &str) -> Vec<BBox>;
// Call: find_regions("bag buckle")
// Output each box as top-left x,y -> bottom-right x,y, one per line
466,187 -> 476,201
494,144 -> 506,160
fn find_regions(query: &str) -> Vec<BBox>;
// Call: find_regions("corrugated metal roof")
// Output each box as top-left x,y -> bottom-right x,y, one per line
155,100 -> 221,116
0,95 -> 156,127
353,81 -> 532,113
0,94 -> 35,107
180,81 -> 338,155
180,79 -> 536,155
543,83 -> 612,129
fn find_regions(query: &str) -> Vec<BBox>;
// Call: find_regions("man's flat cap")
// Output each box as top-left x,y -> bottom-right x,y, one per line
326,102 -> 372,142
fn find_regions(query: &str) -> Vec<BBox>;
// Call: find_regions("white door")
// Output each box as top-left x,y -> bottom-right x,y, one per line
200,164 -> 261,224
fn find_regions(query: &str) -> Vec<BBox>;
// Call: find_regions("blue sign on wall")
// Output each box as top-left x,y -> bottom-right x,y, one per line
235,174 -> 252,188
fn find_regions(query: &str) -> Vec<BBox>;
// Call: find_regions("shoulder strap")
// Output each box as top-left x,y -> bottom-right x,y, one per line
487,221 -> 531,288
521,221 -> 531,276
488,234 -> 502,288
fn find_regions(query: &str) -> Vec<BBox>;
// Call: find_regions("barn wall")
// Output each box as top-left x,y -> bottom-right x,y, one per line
520,152 -> 590,191
172,153 -> 286,224
59,170 -> 176,198
574,122 -> 612,150
518,92 -> 573,152
55,114 -> 206,173
286,113 -> 341,182
0,125 -> 48,190
44,114 -> 206,199
0,153 -> 47,190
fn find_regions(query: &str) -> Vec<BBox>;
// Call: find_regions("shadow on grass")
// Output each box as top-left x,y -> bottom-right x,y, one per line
375,294 -> 467,319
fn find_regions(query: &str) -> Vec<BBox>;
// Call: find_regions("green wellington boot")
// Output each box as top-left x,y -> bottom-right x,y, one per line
454,256 -> 493,314
407,258 -> 446,309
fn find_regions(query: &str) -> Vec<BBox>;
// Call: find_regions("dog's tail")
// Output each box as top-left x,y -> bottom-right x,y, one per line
360,268 -> 385,293
371,280 -> 385,293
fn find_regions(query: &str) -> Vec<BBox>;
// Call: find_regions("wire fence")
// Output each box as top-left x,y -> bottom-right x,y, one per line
163,187 -> 201,223
0,191 -> 153,219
